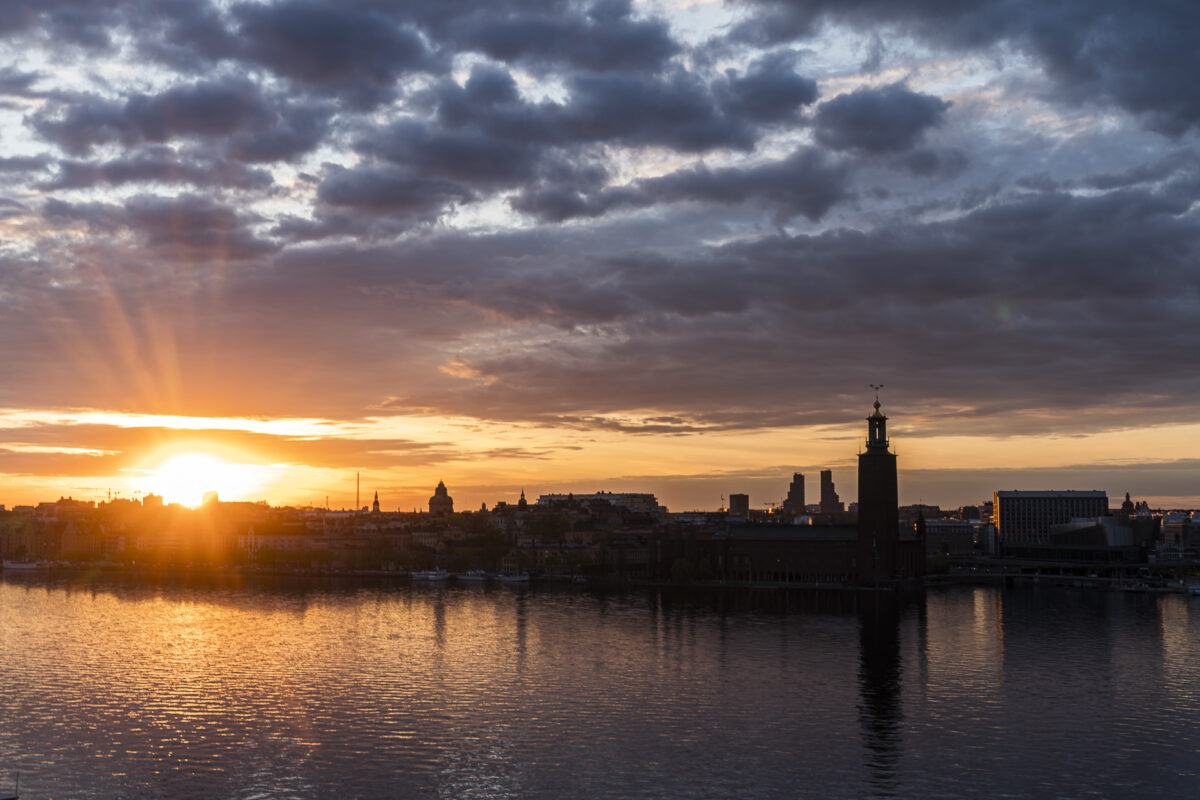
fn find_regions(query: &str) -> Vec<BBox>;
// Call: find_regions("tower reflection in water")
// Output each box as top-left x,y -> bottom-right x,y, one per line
858,594 -> 903,795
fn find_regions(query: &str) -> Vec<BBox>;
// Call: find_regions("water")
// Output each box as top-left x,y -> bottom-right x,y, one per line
2,573 -> 1199,799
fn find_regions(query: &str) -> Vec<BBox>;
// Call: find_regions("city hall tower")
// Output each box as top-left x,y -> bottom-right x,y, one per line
857,394 -> 899,583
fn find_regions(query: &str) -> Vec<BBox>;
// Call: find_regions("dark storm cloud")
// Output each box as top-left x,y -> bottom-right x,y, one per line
814,83 -> 950,154
38,148 -> 273,191
445,0 -> 679,73
134,0 -> 242,70
0,65 -> 45,98
7,0 -> 1200,458
357,120 -> 543,187
0,155 -> 50,174
123,79 -> 272,142
895,147 -> 968,178
730,0 -> 1200,136
561,69 -> 757,152
0,1 -> 120,48
429,65 -> 766,153
316,164 -> 475,216
31,79 -> 332,163
1082,151 -> 1200,191
227,102 -> 333,163
325,55 -> 820,225
30,95 -> 134,156
637,148 -> 850,221
713,51 -> 819,123
369,175 -> 1200,433
512,147 -> 851,223
41,197 -> 125,232
42,194 -> 279,261
231,0 -> 437,106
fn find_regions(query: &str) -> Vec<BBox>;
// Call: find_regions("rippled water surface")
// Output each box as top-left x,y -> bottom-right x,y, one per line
2,573 -> 1199,799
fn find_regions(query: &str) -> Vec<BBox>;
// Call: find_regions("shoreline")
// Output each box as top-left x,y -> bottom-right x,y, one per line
6,560 -> 1193,595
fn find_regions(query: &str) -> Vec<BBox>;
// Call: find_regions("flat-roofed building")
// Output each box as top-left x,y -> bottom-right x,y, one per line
728,493 -> 749,519
993,490 -> 1108,547
537,492 -> 666,515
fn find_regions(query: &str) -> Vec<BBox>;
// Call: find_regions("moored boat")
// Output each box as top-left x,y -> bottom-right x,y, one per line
456,570 -> 490,582
411,569 -> 450,582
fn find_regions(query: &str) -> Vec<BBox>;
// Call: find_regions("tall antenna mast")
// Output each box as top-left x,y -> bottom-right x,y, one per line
356,472 -> 360,511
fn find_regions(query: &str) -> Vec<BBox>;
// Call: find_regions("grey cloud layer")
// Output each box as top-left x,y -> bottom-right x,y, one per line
0,0 -> 1197,448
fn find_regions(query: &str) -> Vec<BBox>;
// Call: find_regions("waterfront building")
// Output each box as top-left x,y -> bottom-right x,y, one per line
429,481 -> 454,516
858,397 -> 904,583
683,397 -> 923,585
924,518 -> 978,556
993,490 -> 1109,547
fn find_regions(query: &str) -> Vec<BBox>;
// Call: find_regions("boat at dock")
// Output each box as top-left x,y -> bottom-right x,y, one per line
1,560 -> 44,570
410,569 -> 450,582
455,570 -> 490,582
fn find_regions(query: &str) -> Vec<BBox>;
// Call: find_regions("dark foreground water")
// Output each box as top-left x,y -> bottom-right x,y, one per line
1,573 -> 1199,799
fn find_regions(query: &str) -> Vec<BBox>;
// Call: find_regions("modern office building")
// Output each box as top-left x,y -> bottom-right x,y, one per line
993,490 -> 1108,546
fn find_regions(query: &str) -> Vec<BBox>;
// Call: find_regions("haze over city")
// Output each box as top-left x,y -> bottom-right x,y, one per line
2,0 -> 1199,510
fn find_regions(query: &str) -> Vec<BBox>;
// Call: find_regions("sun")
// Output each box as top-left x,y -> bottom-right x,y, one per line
137,451 -> 268,507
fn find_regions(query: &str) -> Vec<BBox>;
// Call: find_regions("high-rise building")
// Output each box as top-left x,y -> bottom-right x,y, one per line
993,490 -> 1108,546
729,493 -> 750,518
783,473 -> 805,516
857,396 -> 899,583
820,469 -> 842,514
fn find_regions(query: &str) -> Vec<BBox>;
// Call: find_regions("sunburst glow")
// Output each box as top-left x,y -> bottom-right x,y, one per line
136,451 -> 268,507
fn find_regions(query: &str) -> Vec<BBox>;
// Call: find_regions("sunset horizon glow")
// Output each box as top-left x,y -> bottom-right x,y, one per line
2,1 -> 1198,512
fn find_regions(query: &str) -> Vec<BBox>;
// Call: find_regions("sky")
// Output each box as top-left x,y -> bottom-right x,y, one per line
1,0 -> 1199,511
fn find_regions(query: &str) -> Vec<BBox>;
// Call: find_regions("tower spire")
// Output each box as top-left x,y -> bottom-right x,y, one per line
866,385 -> 889,452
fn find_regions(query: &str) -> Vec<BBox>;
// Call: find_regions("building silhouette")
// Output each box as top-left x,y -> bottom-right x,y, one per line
783,473 -> 805,516
993,490 -> 1108,546
428,481 -> 454,516
820,469 -> 842,514
857,397 -> 900,583
728,493 -> 749,519
695,397 -> 923,585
